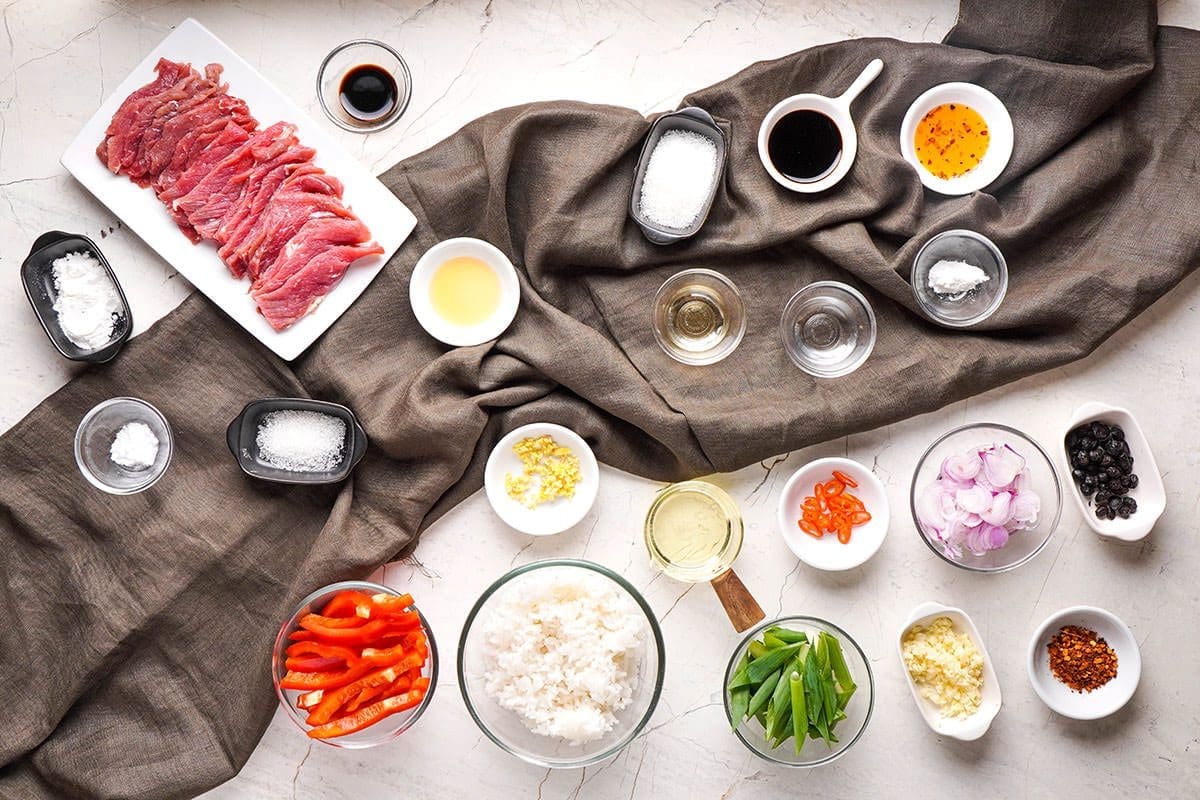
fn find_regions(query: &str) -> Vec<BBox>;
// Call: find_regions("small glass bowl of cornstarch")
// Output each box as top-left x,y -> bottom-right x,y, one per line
911,230 -> 1008,328
226,398 -> 368,484
75,397 -> 173,494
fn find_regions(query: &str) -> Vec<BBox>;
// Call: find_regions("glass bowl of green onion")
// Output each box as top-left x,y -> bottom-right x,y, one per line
723,615 -> 874,767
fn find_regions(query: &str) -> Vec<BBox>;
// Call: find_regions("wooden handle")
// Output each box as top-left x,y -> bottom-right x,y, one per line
710,569 -> 765,633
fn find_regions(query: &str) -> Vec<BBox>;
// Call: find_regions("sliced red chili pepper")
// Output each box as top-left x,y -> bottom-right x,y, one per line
306,691 -> 427,739
832,470 -> 858,488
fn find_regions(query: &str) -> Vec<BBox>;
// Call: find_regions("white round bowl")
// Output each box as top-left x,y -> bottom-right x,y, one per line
900,82 -> 1014,196
484,423 -> 600,536
1027,605 -> 1140,720
777,457 -> 888,571
409,237 -> 520,347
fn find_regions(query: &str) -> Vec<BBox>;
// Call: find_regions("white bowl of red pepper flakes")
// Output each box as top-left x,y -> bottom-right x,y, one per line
1026,605 -> 1140,721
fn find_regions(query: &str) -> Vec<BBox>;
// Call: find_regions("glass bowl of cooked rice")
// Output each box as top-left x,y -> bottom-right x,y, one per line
457,559 -> 666,768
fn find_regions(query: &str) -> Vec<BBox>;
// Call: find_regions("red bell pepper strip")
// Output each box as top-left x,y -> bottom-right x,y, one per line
286,655 -> 346,672
320,590 -> 374,618
306,690 -> 427,739
285,641 -> 361,664
299,615 -> 421,646
299,613 -> 370,630
367,593 -> 414,615
288,630 -> 315,642
279,660 -> 375,691
307,665 -> 407,726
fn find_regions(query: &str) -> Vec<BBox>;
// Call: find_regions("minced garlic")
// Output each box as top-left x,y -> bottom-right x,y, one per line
901,616 -> 984,719
504,435 -> 582,508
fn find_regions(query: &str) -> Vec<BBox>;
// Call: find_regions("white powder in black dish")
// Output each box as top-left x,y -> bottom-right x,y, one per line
255,410 -> 346,472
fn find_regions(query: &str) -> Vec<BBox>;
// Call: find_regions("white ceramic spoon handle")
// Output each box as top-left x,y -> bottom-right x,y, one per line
837,58 -> 884,107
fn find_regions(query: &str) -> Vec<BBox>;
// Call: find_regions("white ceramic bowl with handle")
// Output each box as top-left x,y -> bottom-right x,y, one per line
777,457 -> 888,571
897,601 -> 1001,740
1060,402 -> 1163,542
757,59 -> 883,194
1027,605 -> 1140,720
899,82 -> 1014,196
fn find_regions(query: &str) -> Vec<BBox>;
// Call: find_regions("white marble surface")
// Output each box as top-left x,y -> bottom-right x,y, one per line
3,1 -> 1200,798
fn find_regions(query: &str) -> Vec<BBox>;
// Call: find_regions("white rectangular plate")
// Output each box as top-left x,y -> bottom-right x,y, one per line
61,18 -> 416,361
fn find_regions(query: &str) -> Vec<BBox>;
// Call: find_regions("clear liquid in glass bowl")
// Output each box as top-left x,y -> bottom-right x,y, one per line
652,268 -> 746,366
780,281 -> 876,378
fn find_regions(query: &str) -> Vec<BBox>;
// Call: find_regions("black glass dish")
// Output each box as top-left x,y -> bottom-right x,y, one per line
226,397 -> 369,485
20,230 -> 132,364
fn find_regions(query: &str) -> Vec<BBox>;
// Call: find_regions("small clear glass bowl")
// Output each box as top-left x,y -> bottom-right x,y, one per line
457,559 -> 666,768
74,397 -> 173,494
910,423 -> 1063,573
780,281 -> 877,378
271,580 -> 438,749
723,615 -> 875,767
652,268 -> 746,366
316,40 -> 412,133
912,230 -> 1008,327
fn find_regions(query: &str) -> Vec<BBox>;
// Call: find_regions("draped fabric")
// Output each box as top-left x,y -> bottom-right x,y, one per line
3,1 -> 1197,796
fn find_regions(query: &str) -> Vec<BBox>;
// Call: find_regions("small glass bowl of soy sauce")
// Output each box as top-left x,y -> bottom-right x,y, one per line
317,40 -> 412,133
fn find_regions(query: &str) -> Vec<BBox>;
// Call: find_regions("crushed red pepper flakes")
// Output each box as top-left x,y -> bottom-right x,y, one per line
1047,625 -> 1118,693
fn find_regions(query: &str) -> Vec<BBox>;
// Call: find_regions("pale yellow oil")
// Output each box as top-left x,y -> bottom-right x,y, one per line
429,256 -> 501,327
645,489 -> 738,582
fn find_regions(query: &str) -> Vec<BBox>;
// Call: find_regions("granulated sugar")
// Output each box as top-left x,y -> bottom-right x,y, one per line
255,410 -> 346,472
638,129 -> 719,230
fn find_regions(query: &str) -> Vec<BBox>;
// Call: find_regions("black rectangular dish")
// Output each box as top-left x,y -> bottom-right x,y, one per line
226,397 -> 369,485
20,230 -> 132,364
629,106 -> 728,245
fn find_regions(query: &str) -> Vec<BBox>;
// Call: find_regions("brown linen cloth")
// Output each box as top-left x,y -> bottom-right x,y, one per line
3,1 -> 1198,796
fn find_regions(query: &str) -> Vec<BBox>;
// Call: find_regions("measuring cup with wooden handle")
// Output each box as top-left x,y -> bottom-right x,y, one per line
643,481 -> 766,633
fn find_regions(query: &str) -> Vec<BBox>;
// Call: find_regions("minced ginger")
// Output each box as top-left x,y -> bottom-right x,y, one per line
901,616 -> 984,719
504,435 -> 582,508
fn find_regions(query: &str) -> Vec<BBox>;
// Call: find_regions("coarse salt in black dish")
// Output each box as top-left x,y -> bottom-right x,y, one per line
226,398 -> 368,485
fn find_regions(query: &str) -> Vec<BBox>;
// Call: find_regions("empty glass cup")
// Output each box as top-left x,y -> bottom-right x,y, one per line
780,281 -> 877,378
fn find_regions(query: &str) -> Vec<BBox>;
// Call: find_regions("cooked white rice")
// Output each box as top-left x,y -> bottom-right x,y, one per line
480,569 -> 645,745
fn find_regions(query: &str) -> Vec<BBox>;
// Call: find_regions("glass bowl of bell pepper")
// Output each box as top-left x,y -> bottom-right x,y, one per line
272,580 -> 438,748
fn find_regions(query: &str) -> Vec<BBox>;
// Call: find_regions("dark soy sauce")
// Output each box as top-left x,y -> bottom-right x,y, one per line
339,65 -> 397,122
767,110 -> 843,183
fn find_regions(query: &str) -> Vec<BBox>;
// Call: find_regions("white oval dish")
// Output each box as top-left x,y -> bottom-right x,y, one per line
1061,402 -> 1163,542
1027,605 -> 1140,720
777,457 -> 888,571
899,82 -> 1014,196
409,237 -> 521,347
484,423 -> 600,536
897,601 -> 1001,741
